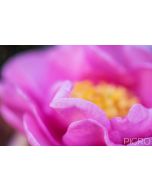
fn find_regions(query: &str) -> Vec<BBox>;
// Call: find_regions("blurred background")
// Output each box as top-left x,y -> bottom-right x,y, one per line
0,45 -> 45,67
0,45 -> 47,145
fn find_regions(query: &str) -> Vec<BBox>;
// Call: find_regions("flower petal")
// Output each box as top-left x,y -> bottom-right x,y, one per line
110,104 -> 152,145
121,46 -> 152,106
2,46 -> 135,96
23,107 -> 61,146
123,46 -> 152,69
62,119 -> 112,146
86,46 -> 133,85
0,83 -> 34,131
50,81 -> 110,129
134,68 -> 152,107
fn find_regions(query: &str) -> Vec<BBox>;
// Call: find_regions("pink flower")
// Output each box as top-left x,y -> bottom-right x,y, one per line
1,45 -> 152,146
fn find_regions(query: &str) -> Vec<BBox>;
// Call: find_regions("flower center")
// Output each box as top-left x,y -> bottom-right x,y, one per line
71,80 -> 139,118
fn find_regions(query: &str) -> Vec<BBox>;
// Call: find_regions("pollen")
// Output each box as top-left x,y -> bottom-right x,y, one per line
71,80 -> 139,118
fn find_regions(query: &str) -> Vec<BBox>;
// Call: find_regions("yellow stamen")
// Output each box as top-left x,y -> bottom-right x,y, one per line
71,81 -> 139,118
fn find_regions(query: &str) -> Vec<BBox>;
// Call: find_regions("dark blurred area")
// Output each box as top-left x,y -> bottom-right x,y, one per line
0,45 -> 45,68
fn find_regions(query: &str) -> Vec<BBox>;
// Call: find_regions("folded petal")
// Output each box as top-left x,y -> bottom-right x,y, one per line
23,107 -> 61,146
50,81 -> 110,129
62,119 -> 112,146
110,104 -> 152,145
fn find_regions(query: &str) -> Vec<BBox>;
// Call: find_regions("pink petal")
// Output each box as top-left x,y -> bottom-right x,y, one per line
123,46 -> 152,69
62,119 -> 112,146
122,46 -> 152,106
2,46 -> 135,97
50,80 -> 110,129
110,104 -> 152,145
23,107 -> 61,146
0,83 -> 34,131
85,46 -> 135,86
134,68 -> 152,107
